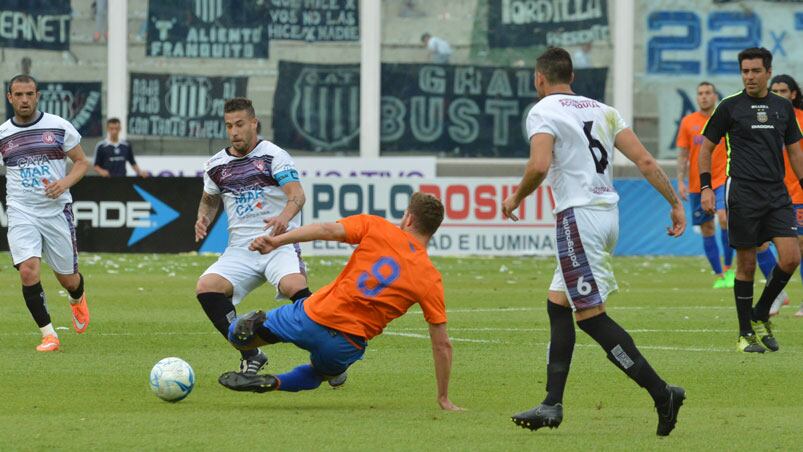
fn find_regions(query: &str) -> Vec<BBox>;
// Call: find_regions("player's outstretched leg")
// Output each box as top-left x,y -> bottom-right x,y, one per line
197,293 -> 268,374
218,371 -> 278,393
512,299 -> 574,431
219,364 -> 324,393
576,312 -> 685,436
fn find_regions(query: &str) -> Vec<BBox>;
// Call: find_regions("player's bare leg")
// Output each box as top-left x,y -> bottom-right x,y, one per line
54,271 -> 89,333
196,273 -> 267,374
18,258 -> 59,351
277,273 -> 311,301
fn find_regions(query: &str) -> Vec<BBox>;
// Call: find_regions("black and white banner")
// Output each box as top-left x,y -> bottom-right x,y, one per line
4,82 -> 103,137
0,0 -> 71,50
272,61 -> 607,157
128,72 -> 247,139
267,0 -> 359,42
147,0 -> 269,58
487,0 -> 609,47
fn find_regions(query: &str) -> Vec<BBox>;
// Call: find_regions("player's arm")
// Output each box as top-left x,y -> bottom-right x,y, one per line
263,181 -> 305,236
502,133 -> 554,221
250,221 -> 346,254
195,191 -> 221,242
92,145 -> 110,177
698,138 -> 717,214
428,322 -> 463,412
131,163 -> 149,178
615,128 -> 685,237
676,146 -> 690,201
787,141 -> 803,181
45,144 -> 89,199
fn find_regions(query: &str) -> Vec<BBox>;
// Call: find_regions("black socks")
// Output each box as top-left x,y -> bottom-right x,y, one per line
577,313 -> 668,405
733,279 -> 754,335
542,300 -> 575,406
68,273 -> 84,301
196,292 -> 257,360
290,288 -> 312,302
23,282 -> 51,328
753,266 -> 792,322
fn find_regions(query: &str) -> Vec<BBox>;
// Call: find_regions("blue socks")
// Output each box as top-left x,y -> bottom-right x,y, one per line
703,235 -> 723,275
756,248 -> 777,278
275,364 -> 324,392
720,229 -> 733,268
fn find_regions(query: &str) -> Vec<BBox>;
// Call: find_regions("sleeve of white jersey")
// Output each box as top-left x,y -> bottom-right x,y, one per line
203,166 -> 221,195
525,107 -> 557,140
270,145 -> 301,186
611,107 -> 628,136
61,118 -> 81,151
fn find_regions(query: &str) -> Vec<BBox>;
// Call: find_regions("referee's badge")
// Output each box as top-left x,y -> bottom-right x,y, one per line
757,111 -> 768,123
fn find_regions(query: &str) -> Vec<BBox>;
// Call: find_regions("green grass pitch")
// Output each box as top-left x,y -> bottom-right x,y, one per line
1,254 -> 801,450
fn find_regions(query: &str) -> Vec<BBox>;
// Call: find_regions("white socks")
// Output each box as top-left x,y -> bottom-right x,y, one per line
40,323 -> 57,337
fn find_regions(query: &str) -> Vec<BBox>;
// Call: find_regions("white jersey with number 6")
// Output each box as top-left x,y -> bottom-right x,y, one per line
525,94 -> 626,213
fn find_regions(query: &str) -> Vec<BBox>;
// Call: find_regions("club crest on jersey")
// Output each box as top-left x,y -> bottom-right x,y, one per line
291,67 -> 360,150
757,111 -> 768,123
252,159 -> 265,172
42,131 -> 56,144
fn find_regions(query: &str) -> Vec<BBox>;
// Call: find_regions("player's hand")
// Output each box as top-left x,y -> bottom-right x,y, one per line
138,170 -> 150,178
677,180 -> 688,201
701,187 -> 715,215
438,397 -> 465,412
667,203 -> 686,237
43,178 -> 68,199
195,216 -> 210,242
249,235 -> 280,254
501,194 -> 521,221
263,216 -> 289,236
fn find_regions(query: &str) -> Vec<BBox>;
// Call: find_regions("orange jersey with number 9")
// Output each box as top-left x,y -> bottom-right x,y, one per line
676,111 -> 728,192
303,214 -> 446,340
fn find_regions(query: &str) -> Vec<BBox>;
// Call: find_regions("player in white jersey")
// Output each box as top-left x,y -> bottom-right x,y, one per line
1,75 -> 90,352
501,48 -> 687,436
193,97 -> 312,377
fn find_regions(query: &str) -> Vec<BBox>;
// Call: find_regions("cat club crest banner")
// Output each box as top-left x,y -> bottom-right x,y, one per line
147,0 -> 269,58
268,0 -> 359,42
4,82 -> 103,137
487,0 -> 610,48
272,61 -> 607,157
128,72 -> 247,139
0,0 -> 71,50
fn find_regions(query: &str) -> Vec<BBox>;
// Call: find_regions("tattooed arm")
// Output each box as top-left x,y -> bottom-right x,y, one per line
263,181 -> 305,236
195,191 -> 222,242
615,128 -> 686,237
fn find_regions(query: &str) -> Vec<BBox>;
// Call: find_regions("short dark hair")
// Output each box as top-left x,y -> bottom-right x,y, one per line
8,74 -> 38,93
224,97 -> 255,117
535,47 -> 573,84
408,192 -> 444,236
738,47 -> 772,70
106,117 -> 121,125
771,74 -> 802,109
421,33 -> 431,43
697,81 -> 716,91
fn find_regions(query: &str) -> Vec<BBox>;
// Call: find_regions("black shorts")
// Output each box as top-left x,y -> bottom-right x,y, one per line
726,178 -> 796,248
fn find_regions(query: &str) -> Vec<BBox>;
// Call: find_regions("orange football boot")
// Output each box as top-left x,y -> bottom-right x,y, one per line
36,335 -> 60,352
70,294 -> 90,334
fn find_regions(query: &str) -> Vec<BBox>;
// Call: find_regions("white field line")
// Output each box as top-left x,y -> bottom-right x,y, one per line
406,306 -> 733,315
383,331 -> 498,344
390,327 -> 750,334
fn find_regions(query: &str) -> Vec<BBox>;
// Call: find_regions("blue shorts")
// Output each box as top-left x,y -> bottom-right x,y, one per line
264,299 -> 367,377
690,185 -> 726,226
795,204 -> 803,234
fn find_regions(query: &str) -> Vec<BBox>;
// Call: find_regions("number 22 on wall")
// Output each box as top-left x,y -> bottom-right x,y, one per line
647,11 -> 761,75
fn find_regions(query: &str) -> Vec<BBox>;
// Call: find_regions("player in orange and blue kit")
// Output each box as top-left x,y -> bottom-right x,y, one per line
218,192 -> 463,411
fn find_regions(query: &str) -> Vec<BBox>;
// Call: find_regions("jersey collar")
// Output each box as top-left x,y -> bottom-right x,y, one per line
11,111 -> 43,128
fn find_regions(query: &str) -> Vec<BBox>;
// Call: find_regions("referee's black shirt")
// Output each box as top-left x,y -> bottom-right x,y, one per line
703,90 -> 803,183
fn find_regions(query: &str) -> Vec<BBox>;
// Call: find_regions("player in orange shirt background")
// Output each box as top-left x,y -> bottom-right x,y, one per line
217,192 -> 463,411
676,82 -> 733,288
770,74 -> 803,317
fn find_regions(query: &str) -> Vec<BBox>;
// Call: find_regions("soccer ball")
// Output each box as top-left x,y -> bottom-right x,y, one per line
149,357 -> 195,402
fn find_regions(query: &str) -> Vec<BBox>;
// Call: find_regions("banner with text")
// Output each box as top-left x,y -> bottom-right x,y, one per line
487,0 -> 609,48
147,0 -> 269,58
128,72 -> 247,139
273,61 -> 607,157
267,0 -> 359,42
126,156 -> 436,178
0,0 -> 71,50
4,82 -> 103,137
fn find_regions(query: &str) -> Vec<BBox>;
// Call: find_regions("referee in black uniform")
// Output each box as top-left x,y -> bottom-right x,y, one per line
699,47 -> 803,353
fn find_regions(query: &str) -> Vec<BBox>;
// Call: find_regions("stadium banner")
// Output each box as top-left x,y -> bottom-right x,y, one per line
267,0 -> 360,42
4,81 -> 103,137
146,0 -> 269,58
487,0 -> 610,48
272,61 -> 607,157
0,0 -> 71,50
0,178 -> 701,256
126,156 -> 436,178
637,0 -> 803,159
128,72 -> 248,139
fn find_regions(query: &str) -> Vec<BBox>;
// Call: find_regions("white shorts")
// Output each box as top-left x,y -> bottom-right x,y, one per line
202,244 -> 306,305
7,204 -> 78,275
549,206 -> 618,311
